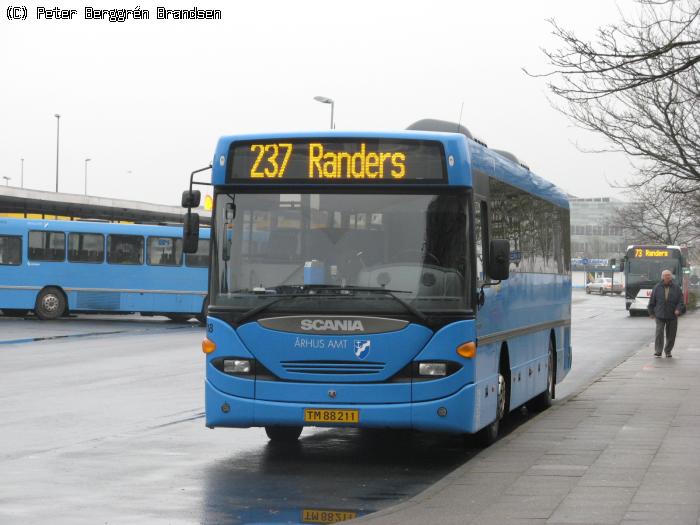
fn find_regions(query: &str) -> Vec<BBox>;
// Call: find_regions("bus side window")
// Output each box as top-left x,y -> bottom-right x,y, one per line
107,235 -> 144,265
474,200 -> 488,283
147,236 -> 183,266
0,235 -> 22,265
28,231 -> 65,262
185,239 -> 210,268
68,233 -> 105,263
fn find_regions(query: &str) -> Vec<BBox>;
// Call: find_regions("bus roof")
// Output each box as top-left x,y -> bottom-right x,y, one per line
211,130 -> 569,209
0,217 -> 210,238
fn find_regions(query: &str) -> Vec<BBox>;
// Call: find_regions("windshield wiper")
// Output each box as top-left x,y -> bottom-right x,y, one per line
295,284 -> 428,324
235,294 -> 307,325
340,285 -> 429,324
233,284 -> 428,325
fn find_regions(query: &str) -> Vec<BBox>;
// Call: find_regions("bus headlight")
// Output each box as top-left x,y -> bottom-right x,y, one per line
223,359 -> 252,374
418,362 -> 447,377
409,360 -> 462,381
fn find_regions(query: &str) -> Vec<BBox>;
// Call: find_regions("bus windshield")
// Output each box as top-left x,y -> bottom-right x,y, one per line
626,257 -> 681,287
211,192 -> 470,319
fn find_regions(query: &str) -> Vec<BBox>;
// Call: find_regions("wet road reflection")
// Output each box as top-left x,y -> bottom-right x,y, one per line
200,411 -> 535,525
201,428 -> 472,524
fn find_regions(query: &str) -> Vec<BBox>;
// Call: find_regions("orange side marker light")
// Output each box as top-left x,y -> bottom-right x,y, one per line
456,341 -> 477,359
202,338 -> 216,354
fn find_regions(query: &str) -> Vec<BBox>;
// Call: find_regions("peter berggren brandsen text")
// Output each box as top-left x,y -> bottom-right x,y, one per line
35,7 -> 222,22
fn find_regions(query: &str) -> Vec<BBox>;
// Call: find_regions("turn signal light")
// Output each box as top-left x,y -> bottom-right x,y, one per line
456,341 -> 476,359
202,338 -> 216,354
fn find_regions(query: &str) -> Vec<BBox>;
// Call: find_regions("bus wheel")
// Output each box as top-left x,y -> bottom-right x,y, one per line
2,309 -> 29,317
477,371 -> 506,447
529,339 -> 555,412
35,287 -> 66,320
265,425 -> 303,443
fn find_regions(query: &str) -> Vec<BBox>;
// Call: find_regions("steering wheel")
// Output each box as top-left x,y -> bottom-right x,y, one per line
390,249 -> 441,266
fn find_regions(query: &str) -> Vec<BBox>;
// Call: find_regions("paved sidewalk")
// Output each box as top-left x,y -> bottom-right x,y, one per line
357,311 -> 700,525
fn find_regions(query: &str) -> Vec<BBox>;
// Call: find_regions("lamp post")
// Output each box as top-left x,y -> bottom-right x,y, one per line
2,176 -> 10,186
20,158 -> 24,188
313,95 -> 335,129
84,158 -> 91,195
54,114 -> 61,192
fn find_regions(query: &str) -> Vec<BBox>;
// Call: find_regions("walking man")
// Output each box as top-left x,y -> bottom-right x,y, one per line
648,269 -> 684,357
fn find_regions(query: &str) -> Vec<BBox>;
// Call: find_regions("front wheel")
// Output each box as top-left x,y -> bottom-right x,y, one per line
476,372 -> 506,446
585,288 -> 591,294
35,287 -> 66,320
265,426 -> 303,443
529,339 -> 555,412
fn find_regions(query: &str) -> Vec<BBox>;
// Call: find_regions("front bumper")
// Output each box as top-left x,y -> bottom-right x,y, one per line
628,296 -> 650,312
205,377 -> 496,434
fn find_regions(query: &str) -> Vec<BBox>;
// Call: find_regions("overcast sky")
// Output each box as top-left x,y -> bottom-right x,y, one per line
1,0 -> 637,205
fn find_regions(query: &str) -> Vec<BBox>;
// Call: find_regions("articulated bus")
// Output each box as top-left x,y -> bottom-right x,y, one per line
0,218 -> 209,321
622,244 -> 688,316
188,121 -> 572,444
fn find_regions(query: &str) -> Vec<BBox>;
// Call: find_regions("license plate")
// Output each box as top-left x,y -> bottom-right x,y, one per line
304,408 -> 359,424
302,509 -> 358,524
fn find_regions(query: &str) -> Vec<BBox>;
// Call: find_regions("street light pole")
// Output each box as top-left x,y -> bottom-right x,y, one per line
2,176 -> 10,186
54,114 -> 61,192
313,95 -> 335,129
84,158 -> 91,195
20,157 -> 24,188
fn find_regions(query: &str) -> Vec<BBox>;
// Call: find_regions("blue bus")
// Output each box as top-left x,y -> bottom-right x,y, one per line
0,218 -> 209,322
188,120 -> 571,444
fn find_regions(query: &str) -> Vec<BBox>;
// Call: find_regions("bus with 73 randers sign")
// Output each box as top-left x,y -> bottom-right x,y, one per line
181,120 -> 572,445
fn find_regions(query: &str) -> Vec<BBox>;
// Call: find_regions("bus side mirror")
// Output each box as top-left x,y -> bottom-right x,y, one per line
488,239 -> 510,281
182,190 -> 201,208
619,260 -> 625,272
183,213 -> 200,253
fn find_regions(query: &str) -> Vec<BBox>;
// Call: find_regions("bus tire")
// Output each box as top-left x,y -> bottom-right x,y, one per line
529,337 -> 556,412
265,425 -> 303,443
2,309 -> 30,317
477,370 -> 506,447
35,287 -> 66,320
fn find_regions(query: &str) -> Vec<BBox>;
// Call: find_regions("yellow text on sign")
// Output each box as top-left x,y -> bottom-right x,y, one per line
308,143 -> 406,179
249,143 -> 293,178
635,248 -> 670,257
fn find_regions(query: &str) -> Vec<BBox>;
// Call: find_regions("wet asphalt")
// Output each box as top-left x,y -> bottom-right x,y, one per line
0,292 -> 655,524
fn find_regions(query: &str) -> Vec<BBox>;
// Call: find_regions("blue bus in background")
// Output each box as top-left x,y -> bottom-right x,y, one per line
0,218 -> 209,322
188,120 -> 571,444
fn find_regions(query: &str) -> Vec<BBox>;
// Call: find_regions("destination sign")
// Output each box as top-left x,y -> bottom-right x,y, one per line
633,248 -> 671,258
228,139 -> 446,183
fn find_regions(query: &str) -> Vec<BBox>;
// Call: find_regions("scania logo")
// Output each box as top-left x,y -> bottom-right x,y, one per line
300,319 -> 365,332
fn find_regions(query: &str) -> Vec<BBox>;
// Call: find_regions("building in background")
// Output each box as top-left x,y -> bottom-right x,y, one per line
570,197 -> 629,260
569,197 -> 630,288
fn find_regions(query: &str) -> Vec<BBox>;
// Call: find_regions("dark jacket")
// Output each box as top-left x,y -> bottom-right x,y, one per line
648,281 -> 684,319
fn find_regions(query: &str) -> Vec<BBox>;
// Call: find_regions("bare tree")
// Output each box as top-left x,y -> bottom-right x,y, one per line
610,180 -> 700,244
532,0 -> 700,189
